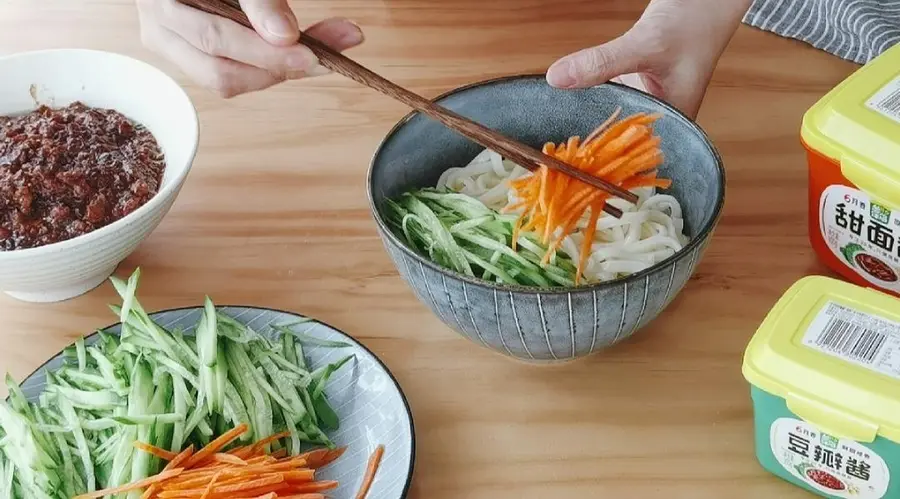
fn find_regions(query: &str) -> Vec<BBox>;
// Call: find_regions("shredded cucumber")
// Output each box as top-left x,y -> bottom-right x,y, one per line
0,268 -> 354,498
386,188 -> 579,287
273,324 -> 352,349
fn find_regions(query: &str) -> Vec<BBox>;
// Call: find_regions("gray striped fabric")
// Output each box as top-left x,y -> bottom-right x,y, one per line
744,0 -> 900,64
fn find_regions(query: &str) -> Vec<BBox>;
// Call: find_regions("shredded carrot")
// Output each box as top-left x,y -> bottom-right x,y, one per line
506,110 -> 668,282
157,475 -> 285,498
143,446 -> 195,499
73,469 -> 185,499
228,445 -> 255,459
182,423 -> 250,469
168,446 -> 196,469
199,471 -> 221,499
296,447 -> 346,469
355,444 -> 385,499
282,470 -> 316,482
247,455 -> 277,465
214,453 -> 248,466
90,424 -> 383,499
135,441 -> 179,461
250,431 -> 291,454
583,107 -> 622,145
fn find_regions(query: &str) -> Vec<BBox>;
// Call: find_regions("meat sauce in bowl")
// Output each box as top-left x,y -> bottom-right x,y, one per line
0,102 -> 165,251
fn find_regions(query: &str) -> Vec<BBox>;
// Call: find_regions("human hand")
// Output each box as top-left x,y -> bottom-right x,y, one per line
137,0 -> 364,98
546,0 -> 751,118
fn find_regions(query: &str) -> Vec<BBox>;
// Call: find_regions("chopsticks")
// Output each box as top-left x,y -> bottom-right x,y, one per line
178,0 -> 639,217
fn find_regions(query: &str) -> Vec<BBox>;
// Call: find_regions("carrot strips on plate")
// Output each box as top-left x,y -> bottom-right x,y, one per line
135,441 -> 180,461
182,423 -> 250,468
74,424 -> 373,499
355,444 -> 385,499
505,108 -> 670,282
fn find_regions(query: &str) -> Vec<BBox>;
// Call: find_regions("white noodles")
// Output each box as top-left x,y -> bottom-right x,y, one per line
436,149 -> 690,283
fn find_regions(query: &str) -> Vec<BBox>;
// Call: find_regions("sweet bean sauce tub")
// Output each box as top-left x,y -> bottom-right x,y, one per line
743,276 -> 900,498
804,43 -> 900,297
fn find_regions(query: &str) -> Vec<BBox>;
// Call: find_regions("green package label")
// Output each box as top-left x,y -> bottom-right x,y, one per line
771,418 -> 891,498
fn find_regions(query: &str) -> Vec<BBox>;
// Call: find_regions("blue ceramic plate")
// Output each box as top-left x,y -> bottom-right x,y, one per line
18,306 -> 415,498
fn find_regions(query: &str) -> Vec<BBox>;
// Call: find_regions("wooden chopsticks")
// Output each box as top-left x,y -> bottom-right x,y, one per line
177,0 -> 639,217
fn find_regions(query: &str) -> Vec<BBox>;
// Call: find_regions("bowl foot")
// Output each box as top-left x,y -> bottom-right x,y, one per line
475,343 -> 583,364
3,265 -> 117,303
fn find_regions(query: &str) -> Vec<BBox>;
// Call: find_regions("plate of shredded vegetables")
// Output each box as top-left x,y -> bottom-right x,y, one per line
0,269 -> 415,498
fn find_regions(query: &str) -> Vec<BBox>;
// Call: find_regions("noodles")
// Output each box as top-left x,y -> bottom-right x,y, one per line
426,112 -> 691,285
437,149 -> 690,284
437,149 -> 529,211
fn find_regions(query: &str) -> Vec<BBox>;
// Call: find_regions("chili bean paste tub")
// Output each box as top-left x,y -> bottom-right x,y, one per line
803,43 -> 900,297
743,276 -> 900,498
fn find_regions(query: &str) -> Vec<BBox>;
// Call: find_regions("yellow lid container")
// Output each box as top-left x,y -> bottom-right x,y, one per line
802,46 -> 900,298
802,42 -> 900,208
743,276 -> 900,443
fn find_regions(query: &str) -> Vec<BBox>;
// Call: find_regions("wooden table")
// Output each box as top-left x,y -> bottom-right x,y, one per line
0,1 -> 861,497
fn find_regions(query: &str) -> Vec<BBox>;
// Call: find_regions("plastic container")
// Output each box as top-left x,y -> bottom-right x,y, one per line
743,276 -> 900,498
803,43 -> 900,297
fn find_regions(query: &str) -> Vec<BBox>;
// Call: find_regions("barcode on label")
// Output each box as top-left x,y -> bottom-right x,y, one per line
872,89 -> 900,118
803,301 -> 900,380
814,317 -> 887,364
866,76 -> 900,123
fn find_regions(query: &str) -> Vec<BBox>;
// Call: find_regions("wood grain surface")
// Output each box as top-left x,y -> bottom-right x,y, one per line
0,1 -> 860,498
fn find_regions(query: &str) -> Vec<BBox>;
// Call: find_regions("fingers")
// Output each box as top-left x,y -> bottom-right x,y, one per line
546,29 -> 653,89
657,67 -> 709,118
239,0 -> 299,46
544,23 -> 706,118
234,0 -> 365,51
138,0 -> 366,97
305,18 -> 365,51
295,18 -> 365,76
142,22 -> 283,98
157,0 -> 317,77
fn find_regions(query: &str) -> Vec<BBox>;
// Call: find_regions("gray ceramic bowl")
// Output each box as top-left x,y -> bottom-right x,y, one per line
367,75 -> 725,362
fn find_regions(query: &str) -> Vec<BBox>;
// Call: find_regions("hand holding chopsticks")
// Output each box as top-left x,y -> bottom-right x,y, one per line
176,0 -> 641,218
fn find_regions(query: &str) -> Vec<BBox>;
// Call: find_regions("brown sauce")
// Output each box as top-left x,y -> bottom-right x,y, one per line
854,253 -> 899,282
0,102 -> 165,250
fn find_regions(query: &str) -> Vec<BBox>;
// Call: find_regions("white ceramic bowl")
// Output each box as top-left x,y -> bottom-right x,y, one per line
0,49 -> 198,302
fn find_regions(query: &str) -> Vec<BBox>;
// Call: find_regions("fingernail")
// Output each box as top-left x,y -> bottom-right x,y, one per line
286,50 -> 315,71
285,63 -> 329,79
342,20 -> 365,46
306,64 -> 331,77
547,60 -> 576,88
263,13 -> 297,39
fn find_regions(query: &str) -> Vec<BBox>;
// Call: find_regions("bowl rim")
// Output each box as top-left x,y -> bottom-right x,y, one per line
366,73 -> 726,295
12,304 -> 417,499
0,48 -> 199,259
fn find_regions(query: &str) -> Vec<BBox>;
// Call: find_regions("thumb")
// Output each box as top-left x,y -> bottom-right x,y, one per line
239,0 -> 300,46
547,31 -> 649,89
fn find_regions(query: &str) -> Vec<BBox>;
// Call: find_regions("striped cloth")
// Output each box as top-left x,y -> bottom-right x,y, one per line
744,0 -> 900,64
